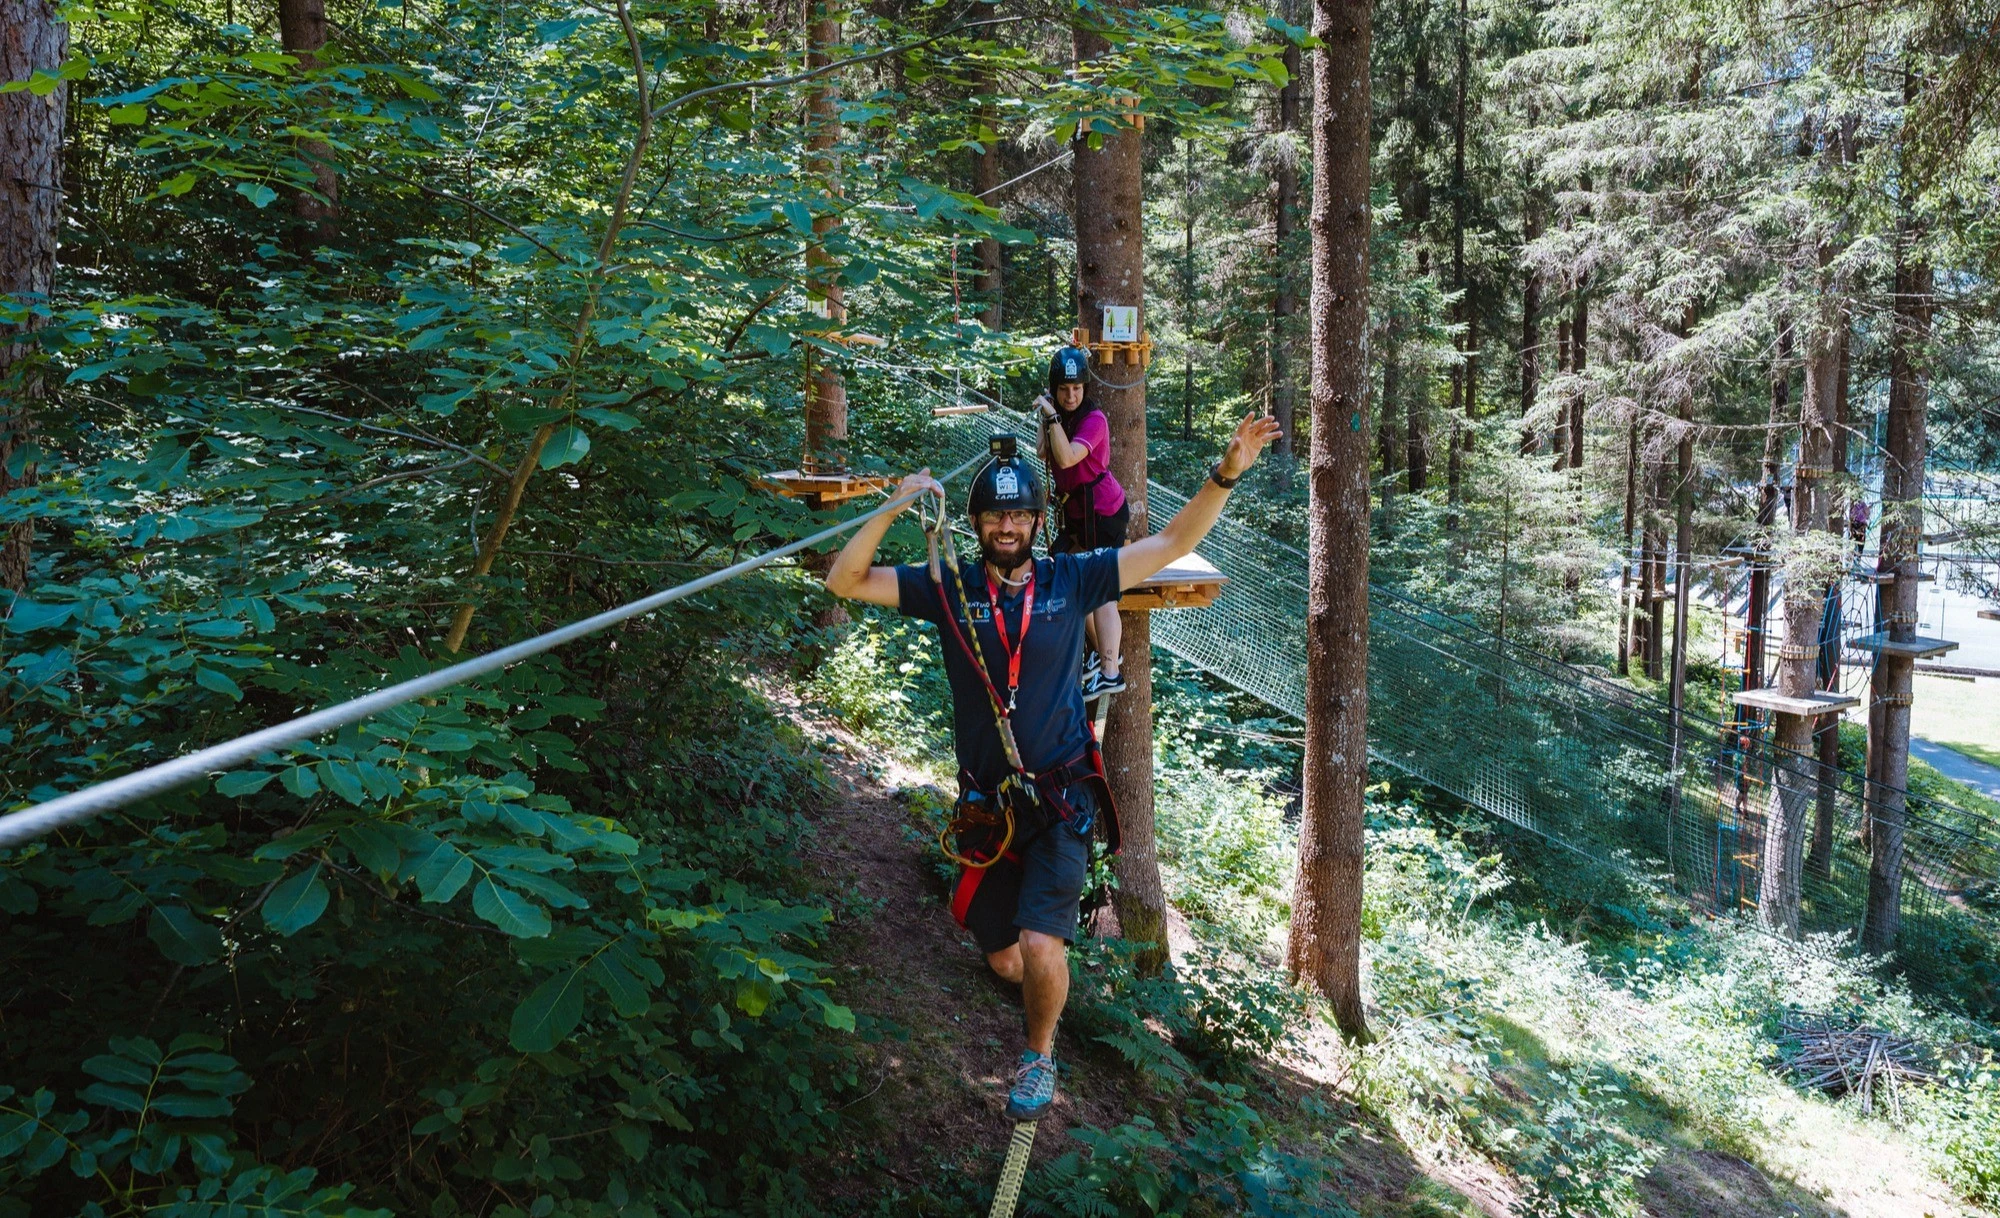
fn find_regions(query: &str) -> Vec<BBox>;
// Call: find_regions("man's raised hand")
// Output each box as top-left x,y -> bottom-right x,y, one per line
1218,411 -> 1287,479
896,468 -> 943,510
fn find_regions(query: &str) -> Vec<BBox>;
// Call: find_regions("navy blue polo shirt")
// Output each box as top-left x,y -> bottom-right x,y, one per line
895,549 -> 1123,790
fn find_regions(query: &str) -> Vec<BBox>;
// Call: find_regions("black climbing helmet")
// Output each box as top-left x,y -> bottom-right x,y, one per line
1048,345 -> 1089,393
966,433 -> 1046,517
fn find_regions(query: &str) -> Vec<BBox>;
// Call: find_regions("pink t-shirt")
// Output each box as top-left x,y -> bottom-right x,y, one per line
1051,409 -> 1127,518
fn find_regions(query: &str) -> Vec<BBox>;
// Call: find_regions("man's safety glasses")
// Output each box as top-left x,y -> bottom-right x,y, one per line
974,510 -> 1039,528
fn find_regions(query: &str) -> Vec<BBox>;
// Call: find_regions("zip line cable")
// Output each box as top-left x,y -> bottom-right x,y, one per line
0,453 -> 986,850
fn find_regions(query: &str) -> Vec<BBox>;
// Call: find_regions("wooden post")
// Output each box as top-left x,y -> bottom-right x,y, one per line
1286,0 -> 1372,1043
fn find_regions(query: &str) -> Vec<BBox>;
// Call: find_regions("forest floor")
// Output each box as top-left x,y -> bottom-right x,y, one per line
778,693 -> 1977,1217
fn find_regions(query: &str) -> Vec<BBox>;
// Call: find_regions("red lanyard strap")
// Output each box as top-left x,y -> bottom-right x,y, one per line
983,567 -> 1034,712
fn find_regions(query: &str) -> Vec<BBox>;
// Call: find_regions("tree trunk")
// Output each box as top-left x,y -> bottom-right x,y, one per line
803,8 -> 847,469
278,0 -> 339,245
1379,338 -> 1399,536
1759,277 -> 1841,939
0,0 -> 67,592
972,70 -> 1002,329
1617,420 -> 1637,675
1552,316 -> 1570,467
1406,248 -> 1429,492
1518,191 -> 1540,456
1806,305 -> 1850,882
1271,38 -> 1302,458
1443,0 -> 1468,528
1073,12 -> 1167,976
1568,272 -> 1587,473
1864,203 -> 1931,956
1287,0 -> 1372,1044
1747,320 -> 1790,697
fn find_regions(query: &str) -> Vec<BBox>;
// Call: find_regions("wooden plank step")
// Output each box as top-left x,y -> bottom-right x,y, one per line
1851,632 -> 1959,660
754,469 -> 895,508
1730,688 -> 1861,717
1119,552 -> 1228,611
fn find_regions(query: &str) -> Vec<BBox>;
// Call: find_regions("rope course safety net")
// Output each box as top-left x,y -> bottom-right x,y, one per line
911,387 -> 2000,1009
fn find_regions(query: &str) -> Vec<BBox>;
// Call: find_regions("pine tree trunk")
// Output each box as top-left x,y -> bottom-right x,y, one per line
803,9 -> 847,469
1518,191 -> 1539,456
1568,274 -> 1587,471
1379,339 -> 1399,537
278,0 -> 339,245
1552,316 -> 1571,468
0,0 -> 67,592
1746,324 -> 1789,697
1617,420 -> 1637,675
1864,215 -> 1931,956
1443,0 -> 1467,528
1271,38 -> 1302,458
973,71 -> 1002,329
1073,12 -> 1168,976
1406,248 -> 1429,492
1759,276 -> 1841,939
1287,0 -> 1372,1043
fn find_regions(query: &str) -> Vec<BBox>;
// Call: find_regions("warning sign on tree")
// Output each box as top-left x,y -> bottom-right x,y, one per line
1101,305 -> 1139,342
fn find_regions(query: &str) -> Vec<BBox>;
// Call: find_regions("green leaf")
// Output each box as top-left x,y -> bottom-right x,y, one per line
611,1122 -> 650,1161
318,760 -> 365,806
821,1002 -> 856,1032
235,181 -> 279,209
215,769 -> 275,797
779,200 -> 813,233
411,840 -> 475,903
4,598 -> 74,632
147,906 -> 223,965
337,822 -> 400,877
538,424 -> 589,470
81,1054 -> 154,1085
188,1132 -> 233,1175
473,878 -> 550,937
508,969 -> 586,1051
588,953 -> 650,1017
278,764 -> 320,799
108,103 -> 147,124
262,863 -> 329,936
194,666 -> 243,701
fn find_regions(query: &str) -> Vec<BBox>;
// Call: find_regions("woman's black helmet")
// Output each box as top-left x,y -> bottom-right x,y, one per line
1048,345 -> 1089,393
967,434 -> 1045,516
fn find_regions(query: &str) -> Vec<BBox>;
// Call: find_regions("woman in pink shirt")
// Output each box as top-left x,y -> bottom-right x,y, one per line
1036,345 -> 1130,696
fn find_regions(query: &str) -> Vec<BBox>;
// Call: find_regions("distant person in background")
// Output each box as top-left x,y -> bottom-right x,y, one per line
1037,345 -> 1129,698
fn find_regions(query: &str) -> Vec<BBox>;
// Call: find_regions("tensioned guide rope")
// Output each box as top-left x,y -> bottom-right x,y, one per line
0,451 -> 988,850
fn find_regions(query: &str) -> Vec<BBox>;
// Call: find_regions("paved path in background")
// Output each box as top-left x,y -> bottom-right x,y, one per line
1913,736 -> 2000,804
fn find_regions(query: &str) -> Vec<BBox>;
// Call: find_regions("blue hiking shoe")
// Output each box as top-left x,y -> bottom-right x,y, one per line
1005,1050 -> 1057,1121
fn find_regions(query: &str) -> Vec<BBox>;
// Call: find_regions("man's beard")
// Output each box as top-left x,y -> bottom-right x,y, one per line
978,529 -> 1037,570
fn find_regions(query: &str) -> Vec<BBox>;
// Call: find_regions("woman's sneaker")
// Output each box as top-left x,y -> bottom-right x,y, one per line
1006,1050 -> 1057,1121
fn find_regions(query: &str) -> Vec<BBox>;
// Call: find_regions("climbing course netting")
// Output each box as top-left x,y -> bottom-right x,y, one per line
904,383 -> 2000,1009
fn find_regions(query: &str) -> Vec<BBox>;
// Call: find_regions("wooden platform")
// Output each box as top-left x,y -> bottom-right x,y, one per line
1852,632 -> 1960,660
1118,552 -> 1227,611
1980,609 -> 2000,622
1853,569 -> 1935,585
754,469 -> 894,509
1730,688 -> 1860,718
930,403 -> 990,417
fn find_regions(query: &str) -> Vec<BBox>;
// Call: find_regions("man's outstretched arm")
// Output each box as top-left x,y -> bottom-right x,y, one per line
823,470 -> 941,608
1117,412 -> 1283,589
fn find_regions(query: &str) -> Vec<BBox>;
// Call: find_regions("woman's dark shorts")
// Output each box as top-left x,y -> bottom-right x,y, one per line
1050,501 -> 1131,555
953,782 -> 1099,954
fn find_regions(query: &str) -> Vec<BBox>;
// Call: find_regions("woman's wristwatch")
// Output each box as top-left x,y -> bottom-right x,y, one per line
1208,462 -> 1241,490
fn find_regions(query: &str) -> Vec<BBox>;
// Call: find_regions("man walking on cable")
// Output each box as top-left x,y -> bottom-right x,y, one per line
823,408 -> 1281,1120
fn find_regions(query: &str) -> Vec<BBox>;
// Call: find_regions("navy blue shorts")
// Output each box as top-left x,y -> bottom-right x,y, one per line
951,783 -> 1097,954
